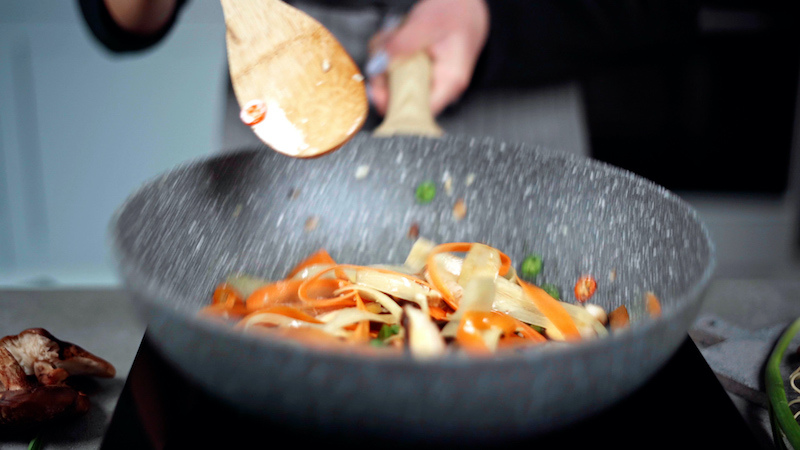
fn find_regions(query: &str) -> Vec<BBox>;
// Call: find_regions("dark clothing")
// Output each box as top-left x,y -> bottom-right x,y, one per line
77,0 -> 700,91
77,0 -> 800,194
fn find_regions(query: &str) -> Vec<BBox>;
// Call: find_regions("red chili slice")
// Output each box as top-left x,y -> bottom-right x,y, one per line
240,100 -> 267,126
574,275 -> 597,303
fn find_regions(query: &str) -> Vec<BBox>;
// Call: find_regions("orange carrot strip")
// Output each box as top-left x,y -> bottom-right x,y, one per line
519,280 -> 581,340
456,311 -> 516,354
246,279 -> 305,311
212,283 -> 243,306
352,292 -> 371,343
286,248 -> 336,279
429,305 -> 450,321
425,243 -> 511,309
304,292 -> 357,309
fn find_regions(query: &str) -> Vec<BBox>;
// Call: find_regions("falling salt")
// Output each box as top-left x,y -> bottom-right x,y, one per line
355,165 -> 370,179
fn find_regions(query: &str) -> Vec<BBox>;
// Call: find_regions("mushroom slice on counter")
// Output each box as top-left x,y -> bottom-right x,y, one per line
0,346 -> 90,427
0,347 -> 30,392
1,328 -> 116,386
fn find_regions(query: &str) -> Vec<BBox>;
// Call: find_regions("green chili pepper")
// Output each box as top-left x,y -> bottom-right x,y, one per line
415,181 -> 436,204
766,317 -> 800,449
377,323 -> 401,340
540,283 -> 560,300
520,254 -> 543,279
28,436 -> 42,450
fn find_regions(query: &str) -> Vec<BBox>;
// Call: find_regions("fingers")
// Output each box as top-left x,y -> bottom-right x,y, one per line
366,0 -> 489,116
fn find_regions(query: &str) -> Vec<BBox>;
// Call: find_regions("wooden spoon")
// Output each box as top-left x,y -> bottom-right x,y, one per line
220,0 -> 368,158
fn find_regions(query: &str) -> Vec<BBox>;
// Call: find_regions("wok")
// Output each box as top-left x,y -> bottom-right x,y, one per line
110,133 -> 714,444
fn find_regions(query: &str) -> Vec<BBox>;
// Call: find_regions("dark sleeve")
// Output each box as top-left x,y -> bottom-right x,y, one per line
78,0 -> 188,53
472,0 -> 701,88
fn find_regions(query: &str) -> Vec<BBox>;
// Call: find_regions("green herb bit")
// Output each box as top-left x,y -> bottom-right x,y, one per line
415,181 -> 436,204
377,324 -> 401,341
369,338 -> 386,347
520,254 -> 543,279
540,283 -> 560,300
28,436 -> 43,450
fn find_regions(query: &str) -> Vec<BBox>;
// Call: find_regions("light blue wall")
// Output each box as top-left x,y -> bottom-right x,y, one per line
0,1 -> 228,286
1,2 -> 799,287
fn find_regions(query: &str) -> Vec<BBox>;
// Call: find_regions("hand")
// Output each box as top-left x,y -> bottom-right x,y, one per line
366,0 -> 490,117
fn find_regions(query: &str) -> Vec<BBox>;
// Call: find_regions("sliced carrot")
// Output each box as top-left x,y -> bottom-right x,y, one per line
351,292 -> 371,344
519,280 -> 581,341
212,283 -> 243,306
304,293 -> 357,310
246,279 -> 305,311
645,291 -> 662,317
429,305 -> 450,321
286,248 -> 336,279
425,242 -> 511,309
456,310 -> 519,354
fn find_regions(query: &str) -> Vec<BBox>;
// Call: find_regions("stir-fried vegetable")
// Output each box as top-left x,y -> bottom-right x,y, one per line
519,254 -> 543,279
574,275 -> 597,303
200,239 -> 659,358
766,317 -> 800,449
540,283 -> 560,300
415,181 -> 437,204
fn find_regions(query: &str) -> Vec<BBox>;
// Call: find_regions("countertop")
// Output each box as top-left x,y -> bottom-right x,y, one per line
2,278 -> 800,449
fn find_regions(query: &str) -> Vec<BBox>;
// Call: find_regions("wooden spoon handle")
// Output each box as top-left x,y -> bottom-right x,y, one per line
373,51 -> 443,138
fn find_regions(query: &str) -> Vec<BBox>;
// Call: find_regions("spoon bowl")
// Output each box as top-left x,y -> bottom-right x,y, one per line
221,0 -> 368,158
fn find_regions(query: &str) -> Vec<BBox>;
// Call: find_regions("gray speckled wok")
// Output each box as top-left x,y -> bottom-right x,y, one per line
110,134 -> 714,444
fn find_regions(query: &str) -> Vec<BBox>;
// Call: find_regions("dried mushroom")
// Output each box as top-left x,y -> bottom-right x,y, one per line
0,328 -> 115,428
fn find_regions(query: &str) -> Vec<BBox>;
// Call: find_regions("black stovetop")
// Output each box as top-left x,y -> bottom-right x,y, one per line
101,334 -> 765,449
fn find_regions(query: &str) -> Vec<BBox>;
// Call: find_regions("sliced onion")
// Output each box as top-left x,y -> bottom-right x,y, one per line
318,307 -> 397,334
404,305 -> 446,359
493,277 -> 606,339
354,269 -> 441,308
240,313 -> 348,338
334,285 -> 403,320
447,276 -> 495,324
458,243 -> 501,288
404,238 -> 436,274
480,326 -> 505,353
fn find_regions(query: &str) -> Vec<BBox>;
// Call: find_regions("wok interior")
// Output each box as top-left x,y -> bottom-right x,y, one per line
114,135 -> 713,326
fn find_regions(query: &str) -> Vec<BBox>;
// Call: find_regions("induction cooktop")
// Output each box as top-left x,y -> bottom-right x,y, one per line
100,334 -> 764,449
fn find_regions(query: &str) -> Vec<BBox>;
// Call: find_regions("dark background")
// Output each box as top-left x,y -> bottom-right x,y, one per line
586,1 -> 800,195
